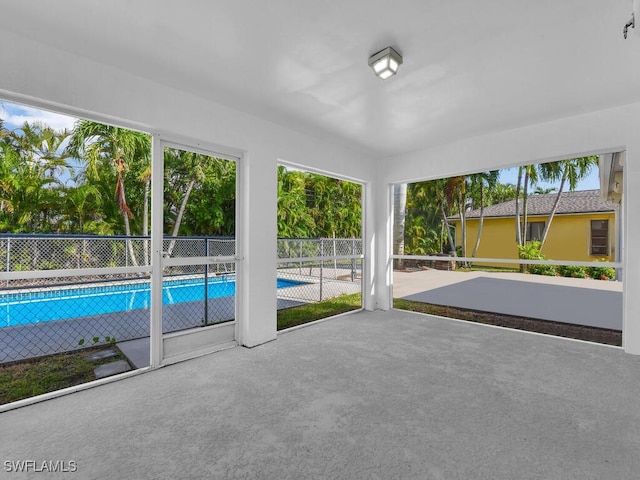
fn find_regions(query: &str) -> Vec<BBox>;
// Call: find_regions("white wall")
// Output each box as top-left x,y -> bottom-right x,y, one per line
378,102 -> 640,354
0,28 -> 376,348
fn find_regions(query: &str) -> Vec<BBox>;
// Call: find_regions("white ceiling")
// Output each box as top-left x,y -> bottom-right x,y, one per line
1,0 -> 639,158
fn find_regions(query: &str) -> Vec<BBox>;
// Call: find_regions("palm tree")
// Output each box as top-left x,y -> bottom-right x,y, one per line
0,119 -> 9,139
520,164 -> 539,245
67,120 -> 151,266
538,157 -> 598,248
64,180 -> 102,233
444,176 -> 468,260
434,179 -> 457,255
515,167 -> 523,246
0,140 -> 20,227
469,170 -> 499,259
164,148 -> 207,257
0,122 -> 72,232
138,165 -> 152,265
533,186 -> 557,195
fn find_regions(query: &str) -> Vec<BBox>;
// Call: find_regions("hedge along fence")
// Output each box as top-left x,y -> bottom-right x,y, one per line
517,241 -> 615,279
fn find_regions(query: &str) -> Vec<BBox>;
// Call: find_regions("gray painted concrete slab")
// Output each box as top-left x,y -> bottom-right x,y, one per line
85,348 -> 118,361
1,310 -> 639,479
117,338 -> 150,369
395,269 -> 623,330
93,360 -> 131,379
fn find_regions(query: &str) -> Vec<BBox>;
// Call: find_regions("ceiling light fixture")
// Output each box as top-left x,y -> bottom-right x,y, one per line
368,46 -> 403,80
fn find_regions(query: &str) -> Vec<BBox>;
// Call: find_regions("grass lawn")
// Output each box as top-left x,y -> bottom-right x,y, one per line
277,293 -> 362,330
0,347 -> 129,405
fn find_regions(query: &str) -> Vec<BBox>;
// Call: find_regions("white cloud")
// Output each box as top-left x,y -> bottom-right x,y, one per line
0,102 -> 77,131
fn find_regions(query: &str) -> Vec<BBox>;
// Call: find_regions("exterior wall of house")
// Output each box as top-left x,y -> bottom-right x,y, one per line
540,213 -> 615,262
456,212 -> 616,268
456,217 -> 519,268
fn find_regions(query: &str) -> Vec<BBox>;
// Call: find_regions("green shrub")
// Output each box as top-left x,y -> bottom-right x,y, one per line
557,265 -> 588,279
529,263 -> 557,276
587,259 -> 615,280
518,241 -> 556,276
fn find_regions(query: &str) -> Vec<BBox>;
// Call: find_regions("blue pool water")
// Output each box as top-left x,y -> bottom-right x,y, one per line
0,277 -> 302,328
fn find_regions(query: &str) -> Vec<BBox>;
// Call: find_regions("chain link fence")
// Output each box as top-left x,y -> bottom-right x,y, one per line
0,235 -> 362,363
0,272 -> 152,363
161,265 -> 236,334
0,234 -> 236,363
0,234 -> 235,288
276,238 -> 363,309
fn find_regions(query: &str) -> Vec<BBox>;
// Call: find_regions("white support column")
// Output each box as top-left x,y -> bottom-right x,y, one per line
365,178 -> 392,311
623,141 -> 640,354
363,181 -> 375,310
236,147 -> 278,347
150,134 -> 164,366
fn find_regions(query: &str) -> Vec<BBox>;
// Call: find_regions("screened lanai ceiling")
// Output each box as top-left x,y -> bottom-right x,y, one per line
1,0 -> 640,157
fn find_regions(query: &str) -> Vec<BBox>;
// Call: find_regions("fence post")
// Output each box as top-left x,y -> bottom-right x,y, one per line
320,239 -> 324,302
5,237 -> 9,287
299,239 -> 303,275
333,234 -> 337,280
351,238 -> 356,282
204,238 -> 209,326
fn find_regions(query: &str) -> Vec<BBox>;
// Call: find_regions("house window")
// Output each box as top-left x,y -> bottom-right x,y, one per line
526,221 -> 545,242
591,220 -> 609,256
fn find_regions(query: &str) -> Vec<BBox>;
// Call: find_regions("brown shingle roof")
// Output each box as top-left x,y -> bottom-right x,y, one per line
454,189 -> 617,219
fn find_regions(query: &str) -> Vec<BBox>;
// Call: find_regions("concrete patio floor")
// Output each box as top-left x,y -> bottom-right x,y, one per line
1,309 -> 639,479
394,269 -> 623,330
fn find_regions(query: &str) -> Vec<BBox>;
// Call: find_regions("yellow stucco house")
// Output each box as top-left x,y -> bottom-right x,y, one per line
451,189 -> 619,268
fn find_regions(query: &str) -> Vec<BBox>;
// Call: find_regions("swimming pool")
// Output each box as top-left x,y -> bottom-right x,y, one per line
0,277 -> 303,328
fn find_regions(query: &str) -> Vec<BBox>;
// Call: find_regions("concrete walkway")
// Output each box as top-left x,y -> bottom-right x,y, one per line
394,269 -> 623,330
2,310 -> 639,479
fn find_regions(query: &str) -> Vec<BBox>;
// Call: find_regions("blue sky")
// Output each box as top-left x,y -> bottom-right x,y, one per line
0,101 -> 77,131
499,166 -> 600,192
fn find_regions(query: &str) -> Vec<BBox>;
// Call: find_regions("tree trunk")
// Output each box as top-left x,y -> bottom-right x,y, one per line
519,169 -> 530,273
471,182 -> 484,259
142,177 -> 150,266
522,170 -> 530,243
392,184 -> 407,269
515,167 -> 523,246
440,204 -> 456,256
539,172 -> 566,249
123,213 -> 138,267
166,178 -> 196,257
115,158 -> 138,267
458,190 -> 467,266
